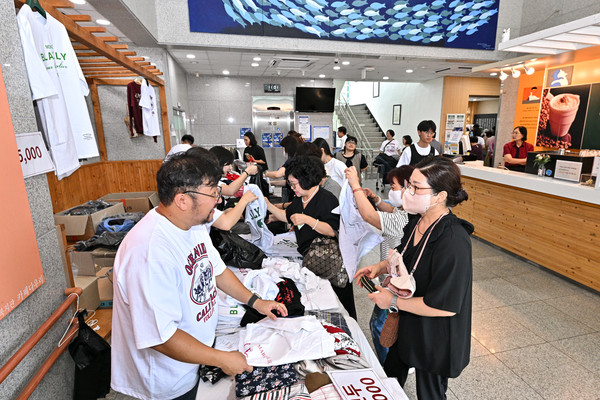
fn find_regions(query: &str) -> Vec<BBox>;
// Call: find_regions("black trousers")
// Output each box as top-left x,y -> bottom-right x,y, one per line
171,377 -> 200,400
384,350 -> 448,400
332,281 -> 357,320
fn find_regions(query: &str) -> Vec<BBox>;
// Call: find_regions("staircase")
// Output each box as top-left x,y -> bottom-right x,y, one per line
349,104 -> 385,151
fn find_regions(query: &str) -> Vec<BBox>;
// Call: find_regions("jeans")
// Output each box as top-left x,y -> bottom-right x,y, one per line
370,304 -> 389,363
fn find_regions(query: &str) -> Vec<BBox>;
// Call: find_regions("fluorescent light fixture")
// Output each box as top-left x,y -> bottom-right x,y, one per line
490,72 -> 498,76
511,68 -> 521,78
319,74 -> 326,78
406,69 -> 414,73
186,54 -> 196,59
333,66 -> 341,70
342,61 -> 350,65
71,0 -> 86,4
251,62 -> 259,67
96,19 -> 111,26
222,70 -> 230,75
253,57 -> 262,61
499,70 -> 508,80
525,65 -> 535,75
382,76 -> 389,80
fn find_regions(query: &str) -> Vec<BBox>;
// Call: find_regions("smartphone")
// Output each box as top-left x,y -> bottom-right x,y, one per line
360,275 -> 377,293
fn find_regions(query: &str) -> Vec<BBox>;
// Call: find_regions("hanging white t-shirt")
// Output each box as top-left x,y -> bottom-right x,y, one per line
139,80 -> 161,137
17,5 -> 98,170
111,209 -> 226,399
396,144 -> 439,167
324,157 -> 347,187
164,143 -> 192,162
380,139 -> 401,157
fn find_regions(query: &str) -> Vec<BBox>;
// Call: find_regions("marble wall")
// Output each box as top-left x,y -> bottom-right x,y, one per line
0,2 -> 74,399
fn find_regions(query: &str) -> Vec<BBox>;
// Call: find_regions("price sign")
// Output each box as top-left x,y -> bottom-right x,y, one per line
327,368 -> 394,400
15,132 -> 55,178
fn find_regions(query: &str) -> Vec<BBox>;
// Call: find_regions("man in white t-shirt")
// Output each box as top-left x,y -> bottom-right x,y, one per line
111,153 -> 287,400
335,126 -> 347,152
164,134 -> 195,162
397,120 -> 440,167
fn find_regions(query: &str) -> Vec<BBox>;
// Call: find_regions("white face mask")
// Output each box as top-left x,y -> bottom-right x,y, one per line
388,189 -> 403,207
402,190 -> 436,215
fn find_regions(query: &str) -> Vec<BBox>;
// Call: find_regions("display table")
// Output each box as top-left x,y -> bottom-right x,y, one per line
454,163 -> 600,291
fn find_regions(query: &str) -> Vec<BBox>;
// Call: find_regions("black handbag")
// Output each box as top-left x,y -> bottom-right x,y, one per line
302,236 -> 349,288
68,310 -> 111,400
210,228 -> 266,269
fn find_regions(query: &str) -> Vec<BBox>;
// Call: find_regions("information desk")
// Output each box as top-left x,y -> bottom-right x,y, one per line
454,163 -> 600,292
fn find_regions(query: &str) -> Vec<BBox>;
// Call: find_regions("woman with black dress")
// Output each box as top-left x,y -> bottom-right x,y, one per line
243,131 -> 268,170
266,156 -> 356,319
355,156 -> 473,400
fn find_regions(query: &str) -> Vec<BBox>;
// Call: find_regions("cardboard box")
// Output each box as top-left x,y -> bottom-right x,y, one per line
54,202 -> 125,241
96,267 -> 113,308
70,248 -> 117,276
100,191 -> 159,213
74,275 -> 100,311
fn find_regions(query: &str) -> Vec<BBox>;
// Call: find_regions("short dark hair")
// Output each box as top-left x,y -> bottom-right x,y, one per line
244,131 -> 258,147
157,153 -> 221,206
514,126 -> 528,141
280,136 -> 299,158
295,142 -> 322,158
181,134 -> 194,145
485,130 -> 494,138
285,155 -> 325,190
417,120 -> 436,133
403,135 -> 413,145
345,135 -> 358,145
209,146 -> 234,167
386,129 -> 395,137
186,146 -> 218,165
313,137 -> 332,156
469,135 -> 478,144
387,165 -> 414,187
415,156 -> 468,208
338,126 -> 347,135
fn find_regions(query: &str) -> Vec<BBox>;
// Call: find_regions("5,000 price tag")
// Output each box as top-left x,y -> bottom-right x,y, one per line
15,132 -> 55,178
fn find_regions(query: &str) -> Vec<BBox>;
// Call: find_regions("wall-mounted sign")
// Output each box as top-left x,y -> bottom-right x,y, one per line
264,84 -> 280,93
554,159 -> 583,182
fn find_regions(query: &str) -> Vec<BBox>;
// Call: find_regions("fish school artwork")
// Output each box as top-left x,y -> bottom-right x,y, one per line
188,0 -> 500,50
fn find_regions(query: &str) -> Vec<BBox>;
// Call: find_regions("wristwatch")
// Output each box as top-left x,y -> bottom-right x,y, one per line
388,293 -> 399,313
247,292 -> 261,308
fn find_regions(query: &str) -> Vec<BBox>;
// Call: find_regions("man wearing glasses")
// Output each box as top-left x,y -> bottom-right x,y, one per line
396,120 -> 439,167
111,153 -> 287,400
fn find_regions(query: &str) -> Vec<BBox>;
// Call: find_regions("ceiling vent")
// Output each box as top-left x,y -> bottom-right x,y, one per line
271,58 -> 316,69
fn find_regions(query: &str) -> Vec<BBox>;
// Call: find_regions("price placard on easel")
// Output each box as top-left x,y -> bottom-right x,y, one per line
15,132 -> 55,178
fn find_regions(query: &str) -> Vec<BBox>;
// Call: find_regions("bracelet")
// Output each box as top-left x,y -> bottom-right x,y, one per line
241,169 -> 247,176
374,197 -> 382,207
312,219 -> 319,230
352,188 -> 363,194
247,293 -> 261,308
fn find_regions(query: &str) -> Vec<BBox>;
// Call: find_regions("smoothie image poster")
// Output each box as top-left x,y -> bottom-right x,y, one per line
535,84 -> 591,150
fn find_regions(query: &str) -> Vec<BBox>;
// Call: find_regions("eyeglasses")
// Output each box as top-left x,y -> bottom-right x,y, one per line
184,186 -> 222,202
288,180 -> 300,189
405,182 -> 433,196
422,130 -> 435,137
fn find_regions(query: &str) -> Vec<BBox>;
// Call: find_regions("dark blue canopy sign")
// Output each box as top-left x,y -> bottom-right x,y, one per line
188,0 -> 499,50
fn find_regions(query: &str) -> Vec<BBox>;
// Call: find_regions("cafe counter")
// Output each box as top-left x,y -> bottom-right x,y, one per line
453,163 -> 600,292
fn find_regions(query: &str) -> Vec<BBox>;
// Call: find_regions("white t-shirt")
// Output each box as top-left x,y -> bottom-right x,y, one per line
338,134 -> 347,150
164,143 -> 192,162
111,209 -> 226,399
396,144 -> 439,167
139,81 -> 161,137
380,139 -> 401,157
324,157 -> 347,186
477,136 -> 485,147
17,6 -> 99,178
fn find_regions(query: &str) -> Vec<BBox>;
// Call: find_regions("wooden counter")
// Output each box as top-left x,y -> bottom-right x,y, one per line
453,164 -> 600,292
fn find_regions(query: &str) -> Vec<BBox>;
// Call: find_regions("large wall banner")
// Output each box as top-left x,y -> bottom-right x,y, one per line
188,0 -> 500,50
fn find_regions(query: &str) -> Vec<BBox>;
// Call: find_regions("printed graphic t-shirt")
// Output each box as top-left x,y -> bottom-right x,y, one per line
111,209 -> 226,399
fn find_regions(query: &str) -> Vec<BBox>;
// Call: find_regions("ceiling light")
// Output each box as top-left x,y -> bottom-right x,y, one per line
490,72 -> 498,76
406,69 -> 413,73
205,83 -> 210,86
342,61 -> 350,66
253,57 -> 262,61
530,58 -> 537,62
190,61 -> 198,64
195,73 -> 199,78
319,74 -> 326,78
186,54 -> 196,59
333,66 -> 341,70
228,117 -> 234,123
499,70 -> 508,80
96,19 -> 111,26
382,76 -> 389,80
251,62 -> 259,67
71,0 -> 86,4
524,65 -> 535,75
222,70 -> 230,75
511,68 -> 521,78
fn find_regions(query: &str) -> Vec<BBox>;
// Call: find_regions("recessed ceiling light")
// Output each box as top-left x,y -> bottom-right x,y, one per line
228,117 -> 234,123
253,57 -> 262,61
71,0 -> 86,4
205,83 -> 210,86
222,70 -> 230,75
342,61 -> 350,65
186,54 -> 196,59
406,69 -> 414,73
490,72 -> 498,76
319,74 -> 326,78
382,76 -> 389,80
301,84 -> 306,86
96,19 -> 111,26
251,62 -> 259,67
333,66 -> 340,70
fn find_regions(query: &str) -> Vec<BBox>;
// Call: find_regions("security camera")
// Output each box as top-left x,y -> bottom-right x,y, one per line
334,58 -> 339,65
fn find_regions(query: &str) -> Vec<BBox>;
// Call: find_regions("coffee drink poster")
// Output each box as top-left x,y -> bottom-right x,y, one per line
535,84 -> 591,150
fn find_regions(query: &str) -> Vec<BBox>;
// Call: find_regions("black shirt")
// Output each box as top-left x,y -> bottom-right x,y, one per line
243,145 -> 268,170
389,212 -> 473,378
285,188 -> 340,256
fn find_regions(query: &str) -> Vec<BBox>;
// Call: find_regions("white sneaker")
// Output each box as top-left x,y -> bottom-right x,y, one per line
408,367 -> 415,375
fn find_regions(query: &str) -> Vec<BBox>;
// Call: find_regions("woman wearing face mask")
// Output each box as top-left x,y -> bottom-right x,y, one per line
345,165 -> 413,363
354,156 -> 473,400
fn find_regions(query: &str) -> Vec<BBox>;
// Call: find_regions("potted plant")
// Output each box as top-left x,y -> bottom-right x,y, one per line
533,153 -> 551,176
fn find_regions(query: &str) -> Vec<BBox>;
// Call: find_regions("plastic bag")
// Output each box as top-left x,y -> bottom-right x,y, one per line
209,228 -> 265,269
73,231 -> 127,251
68,310 -> 111,400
